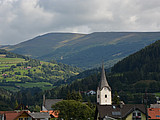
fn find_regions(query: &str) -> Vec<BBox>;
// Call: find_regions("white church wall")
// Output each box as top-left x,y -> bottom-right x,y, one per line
99,87 -> 112,105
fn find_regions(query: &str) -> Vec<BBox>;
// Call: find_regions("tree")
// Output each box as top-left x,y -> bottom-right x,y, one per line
52,100 -> 94,120
15,100 -> 19,109
34,105 -> 41,112
113,91 -> 120,104
66,90 -> 82,102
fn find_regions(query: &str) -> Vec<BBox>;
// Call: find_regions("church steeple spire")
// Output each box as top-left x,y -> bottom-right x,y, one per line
97,63 -> 112,105
99,63 -> 111,91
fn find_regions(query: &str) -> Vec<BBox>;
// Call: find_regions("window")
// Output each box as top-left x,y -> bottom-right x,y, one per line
98,95 -> 100,98
19,118 -> 23,120
132,110 -> 141,120
25,118 -> 29,120
133,113 -> 136,117
138,113 -> 141,117
105,95 -> 107,98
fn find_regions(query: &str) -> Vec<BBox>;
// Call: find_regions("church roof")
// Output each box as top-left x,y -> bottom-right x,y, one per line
99,63 -> 111,91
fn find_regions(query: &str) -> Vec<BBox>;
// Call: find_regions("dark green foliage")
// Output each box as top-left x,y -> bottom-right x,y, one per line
112,40 -> 160,73
66,91 -> 82,102
52,100 -> 94,120
23,59 -> 40,67
112,91 -> 120,104
109,40 -> 160,94
49,40 -> 160,104
0,88 -> 14,110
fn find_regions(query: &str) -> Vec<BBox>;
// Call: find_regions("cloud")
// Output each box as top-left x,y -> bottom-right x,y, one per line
0,0 -> 160,45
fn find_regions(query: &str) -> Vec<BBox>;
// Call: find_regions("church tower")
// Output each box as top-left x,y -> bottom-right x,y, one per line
97,64 -> 112,105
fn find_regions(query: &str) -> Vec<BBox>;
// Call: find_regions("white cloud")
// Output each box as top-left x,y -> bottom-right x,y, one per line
0,0 -> 160,45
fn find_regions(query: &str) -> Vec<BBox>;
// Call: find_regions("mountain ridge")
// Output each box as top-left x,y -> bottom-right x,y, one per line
3,32 -> 160,69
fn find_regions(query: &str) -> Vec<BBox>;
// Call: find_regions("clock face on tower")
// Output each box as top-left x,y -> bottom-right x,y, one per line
104,87 -> 107,90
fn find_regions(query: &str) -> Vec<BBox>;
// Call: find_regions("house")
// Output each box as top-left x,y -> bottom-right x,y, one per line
150,104 -> 160,108
15,104 -> 29,111
96,104 -> 147,120
42,96 -> 63,111
0,111 -> 32,120
0,111 -> 51,120
29,112 -> 50,120
41,95 -> 62,118
40,110 -> 59,118
27,67 -> 32,69
148,108 -> 160,120
87,90 -> 96,95
95,64 -> 147,120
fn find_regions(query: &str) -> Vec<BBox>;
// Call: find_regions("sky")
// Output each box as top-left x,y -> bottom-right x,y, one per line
0,0 -> 160,45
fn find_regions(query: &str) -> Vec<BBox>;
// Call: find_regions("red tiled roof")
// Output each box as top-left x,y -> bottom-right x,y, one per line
0,111 -> 30,120
148,108 -> 160,119
40,110 -> 59,118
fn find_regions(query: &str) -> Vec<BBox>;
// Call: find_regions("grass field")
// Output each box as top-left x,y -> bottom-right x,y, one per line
0,58 -> 27,71
15,82 -> 52,88
0,57 -> 80,92
0,58 -> 59,90
155,92 -> 160,97
0,58 -> 26,63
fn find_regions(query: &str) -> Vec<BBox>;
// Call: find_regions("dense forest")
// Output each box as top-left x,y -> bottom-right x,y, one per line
46,40 -> 160,104
1,39 -> 160,110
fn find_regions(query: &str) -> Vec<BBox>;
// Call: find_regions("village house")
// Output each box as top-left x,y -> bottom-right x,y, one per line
150,104 -> 160,108
0,111 -> 32,120
41,95 -> 62,118
87,90 -> 96,95
0,111 -> 51,120
29,112 -> 50,120
95,64 -> 148,120
148,108 -> 160,120
0,104 -> 51,120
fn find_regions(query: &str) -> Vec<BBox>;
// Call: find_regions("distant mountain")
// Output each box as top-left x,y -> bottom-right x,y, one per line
3,32 -> 160,69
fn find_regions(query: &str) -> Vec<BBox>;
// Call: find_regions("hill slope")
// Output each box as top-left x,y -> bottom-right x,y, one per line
4,32 -> 160,69
0,49 -> 81,92
48,40 -> 160,103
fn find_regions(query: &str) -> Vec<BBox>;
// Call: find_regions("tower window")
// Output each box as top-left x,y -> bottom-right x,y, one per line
105,95 -> 107,98
98,95 -> 100,98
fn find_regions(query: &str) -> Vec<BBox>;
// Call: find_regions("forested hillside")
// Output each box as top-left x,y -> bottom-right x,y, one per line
47,40 -> 160,104
3,32 -> 160,69
1,39 -> 160,110
111,40 -> 160,86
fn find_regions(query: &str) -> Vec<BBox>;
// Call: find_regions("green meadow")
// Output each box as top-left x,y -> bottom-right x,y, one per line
0,56 -> 80,92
